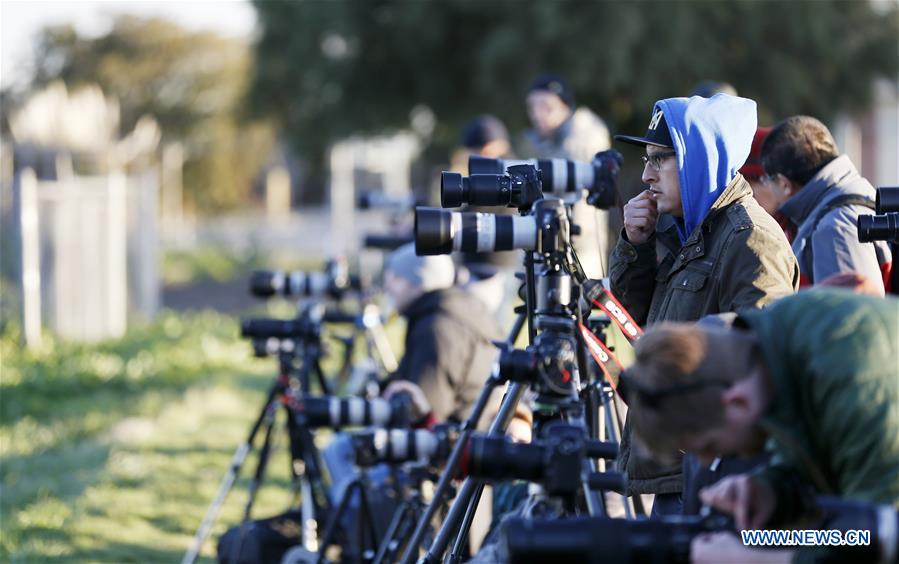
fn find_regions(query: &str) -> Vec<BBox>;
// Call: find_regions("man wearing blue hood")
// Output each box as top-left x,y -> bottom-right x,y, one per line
609,95 -> 799,516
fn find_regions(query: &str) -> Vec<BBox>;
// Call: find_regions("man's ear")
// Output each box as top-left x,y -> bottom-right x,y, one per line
782,175 -> 801,197
720,382 -> 751,415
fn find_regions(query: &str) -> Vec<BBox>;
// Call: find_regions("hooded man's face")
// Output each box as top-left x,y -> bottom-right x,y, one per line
642,144 -> 683,217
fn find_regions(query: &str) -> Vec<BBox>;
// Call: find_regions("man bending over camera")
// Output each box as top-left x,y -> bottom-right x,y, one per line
625,289 -> 899,563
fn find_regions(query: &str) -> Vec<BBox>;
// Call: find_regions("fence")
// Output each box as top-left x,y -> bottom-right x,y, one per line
2,164 -> 159,345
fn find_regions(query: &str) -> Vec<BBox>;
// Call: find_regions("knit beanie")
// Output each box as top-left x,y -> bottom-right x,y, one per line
385,243 -> 455,292
527,73 -> 576,109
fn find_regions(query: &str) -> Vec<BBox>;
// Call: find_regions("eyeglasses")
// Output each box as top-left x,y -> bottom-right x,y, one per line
641,151 -> 677,171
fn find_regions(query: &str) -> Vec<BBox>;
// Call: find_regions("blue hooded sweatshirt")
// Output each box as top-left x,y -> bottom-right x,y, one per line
654,94 -> 757,244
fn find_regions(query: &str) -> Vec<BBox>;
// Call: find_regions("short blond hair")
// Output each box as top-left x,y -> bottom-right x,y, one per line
626,323 -> 759,462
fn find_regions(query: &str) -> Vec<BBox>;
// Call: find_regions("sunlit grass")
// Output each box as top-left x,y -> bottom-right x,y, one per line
0,312 -> 312,562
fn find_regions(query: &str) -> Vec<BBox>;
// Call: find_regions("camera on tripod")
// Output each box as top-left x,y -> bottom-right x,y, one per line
502,496 -> 899,564
440,152 -> 622,210
858,186 -> 899,243
464,422 -> 621,499
250,258 -> 365,299
415,196 -> 572,258
503,511 -> 730,564
351,424 -> 457,467
292,395 -> 413,430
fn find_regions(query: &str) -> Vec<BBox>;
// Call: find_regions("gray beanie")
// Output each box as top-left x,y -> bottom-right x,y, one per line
386,243 -> 455,292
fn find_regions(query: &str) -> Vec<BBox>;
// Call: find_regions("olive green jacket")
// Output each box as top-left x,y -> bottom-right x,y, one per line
610,175 -> 799,495
741,290 -> 899,506
739,290 -> 899,563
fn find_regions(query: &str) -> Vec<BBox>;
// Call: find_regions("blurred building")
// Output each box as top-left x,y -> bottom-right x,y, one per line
1,82 -> 164,345
832,79 -> 899,190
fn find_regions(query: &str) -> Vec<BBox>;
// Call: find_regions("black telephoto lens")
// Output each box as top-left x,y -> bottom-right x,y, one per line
441,172 -> 465,208
468,155 -> 506,175
876,187 -> 899,214
415,207 -> 454,255
858,212 -> 899,243
440,172 -> 513,208
467,436 -> 544,482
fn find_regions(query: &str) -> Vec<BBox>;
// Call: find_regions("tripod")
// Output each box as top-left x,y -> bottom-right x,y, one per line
314,468 -> 384,564
182,337 -> 332,564
400,198 -> 636,564
373,466 -> 436,564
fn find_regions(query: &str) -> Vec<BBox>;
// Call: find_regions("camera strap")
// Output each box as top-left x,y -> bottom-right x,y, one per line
578,322 -> 624,395
588,286 -> 644,344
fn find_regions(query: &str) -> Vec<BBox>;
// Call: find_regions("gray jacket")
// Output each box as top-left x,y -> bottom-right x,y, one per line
779,155 -> 891,293
609,174 -> 799,495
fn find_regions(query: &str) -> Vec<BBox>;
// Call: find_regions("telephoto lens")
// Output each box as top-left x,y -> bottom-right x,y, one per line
503,515 -> 713,564
467,150 -> 622,209
414,208 -> 537,256
875,186 -> 899,214
465,423 -> 618,498
440,172 -> 514,208
351,426 -> 454,467
250,260 -> 362,299
250,270 -> 331,298
294,396 -> 410,429
857,212 -> 899,243
241,317 -> 318,341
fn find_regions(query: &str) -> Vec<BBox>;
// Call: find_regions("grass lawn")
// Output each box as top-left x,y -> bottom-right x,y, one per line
0,311 -> 319,563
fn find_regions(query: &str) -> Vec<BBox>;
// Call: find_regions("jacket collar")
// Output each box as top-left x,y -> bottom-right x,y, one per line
778,155 -> 858,225
658,174 -> 753,251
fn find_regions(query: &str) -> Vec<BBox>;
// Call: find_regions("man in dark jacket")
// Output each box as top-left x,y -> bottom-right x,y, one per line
625,289 -> 899,564
382,243 -> 502,424
609,94 -> 799,515
760,115 -> 892,293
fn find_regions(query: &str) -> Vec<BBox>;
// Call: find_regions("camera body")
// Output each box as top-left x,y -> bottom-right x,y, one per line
441,164 -> 544,211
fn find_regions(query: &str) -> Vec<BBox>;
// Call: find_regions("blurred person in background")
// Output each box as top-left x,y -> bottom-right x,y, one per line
739,127 -> 796,238
609,94 -> 799,517
450,115 -> 522,322
449,114 -> 513,173
760,115 -> 892,294
520,73 -> 611,279
379,243 -> 502,425
691,80 -> 738,98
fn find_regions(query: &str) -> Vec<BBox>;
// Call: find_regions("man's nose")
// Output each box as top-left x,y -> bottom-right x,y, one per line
641,162 -> 656,185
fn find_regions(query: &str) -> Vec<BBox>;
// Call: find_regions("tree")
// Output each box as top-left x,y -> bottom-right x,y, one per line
23,16 -> 276,212
248,0 -> 898,199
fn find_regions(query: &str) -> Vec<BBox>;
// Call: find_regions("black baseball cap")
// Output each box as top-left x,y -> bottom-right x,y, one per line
614,107 -> 673,148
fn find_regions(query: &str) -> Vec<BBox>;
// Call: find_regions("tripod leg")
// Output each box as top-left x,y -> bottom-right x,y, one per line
317,479 -> 361,564
373,501 -> 412,564
447,482 -> 485,563
182,383 -> 283,564
229,408 -> 279,564
356,482 -> 380,563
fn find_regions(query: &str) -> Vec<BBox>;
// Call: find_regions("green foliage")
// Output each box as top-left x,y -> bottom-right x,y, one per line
27,16 -> 277,212
249,0 -> 899,165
